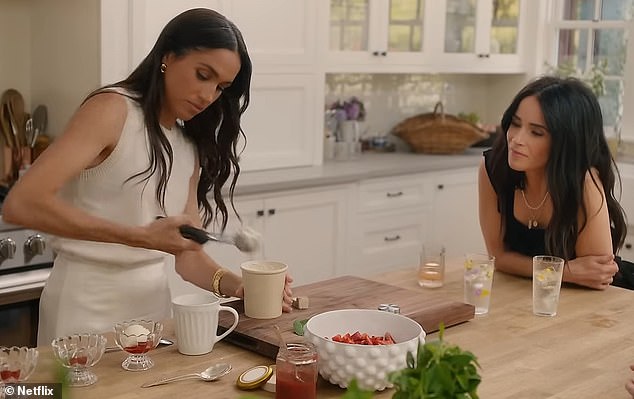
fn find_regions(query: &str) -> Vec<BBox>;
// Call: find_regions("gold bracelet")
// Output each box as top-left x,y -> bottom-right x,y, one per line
211,268 -> 230,298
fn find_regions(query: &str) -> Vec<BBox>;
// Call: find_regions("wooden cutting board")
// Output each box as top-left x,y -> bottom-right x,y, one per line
218,275 -> 474,359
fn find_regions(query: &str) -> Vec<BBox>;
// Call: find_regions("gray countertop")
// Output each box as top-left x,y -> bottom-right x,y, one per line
234,150 -> 484,195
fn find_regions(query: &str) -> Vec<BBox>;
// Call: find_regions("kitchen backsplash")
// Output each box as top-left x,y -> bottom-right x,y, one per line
325,73 -> 528,142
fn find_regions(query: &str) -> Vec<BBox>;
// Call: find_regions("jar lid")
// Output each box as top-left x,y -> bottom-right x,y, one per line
236,365 -> 274,390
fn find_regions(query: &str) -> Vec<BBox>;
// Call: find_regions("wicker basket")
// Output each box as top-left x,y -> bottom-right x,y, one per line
391,102 -> 489,154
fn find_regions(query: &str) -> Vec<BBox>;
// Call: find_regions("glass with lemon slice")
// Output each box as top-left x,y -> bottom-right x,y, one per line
532,256 -> 565,316
464,253 -> 496,315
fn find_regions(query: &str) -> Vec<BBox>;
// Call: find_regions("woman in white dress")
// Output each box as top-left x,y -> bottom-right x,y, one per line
2,8 -> 293,344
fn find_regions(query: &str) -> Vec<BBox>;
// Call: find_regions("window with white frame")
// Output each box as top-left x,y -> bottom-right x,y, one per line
546,0 -> 633,138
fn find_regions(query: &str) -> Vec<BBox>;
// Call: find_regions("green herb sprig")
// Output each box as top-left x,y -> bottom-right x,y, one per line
388,325 -> 481,399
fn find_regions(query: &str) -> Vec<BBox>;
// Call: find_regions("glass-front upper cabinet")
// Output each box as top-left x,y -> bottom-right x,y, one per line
433,0 -> 526,72
320,0 -> 527,73
322,0 -> 432,72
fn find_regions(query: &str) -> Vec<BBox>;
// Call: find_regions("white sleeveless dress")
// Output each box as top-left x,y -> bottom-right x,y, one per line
37,91 -> 196,345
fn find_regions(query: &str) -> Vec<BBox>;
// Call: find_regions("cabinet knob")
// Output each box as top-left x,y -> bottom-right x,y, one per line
256,210 -> 265,217
268,209 -> 276,216
437,184 -> 444,190
380,51 -> 387,56
372,51 -> 380,56
626,243 -> 632,250
384,235 -> 401,242
0,238 -> 16,261
386,191 -> 403,198
477,53 -> 490,58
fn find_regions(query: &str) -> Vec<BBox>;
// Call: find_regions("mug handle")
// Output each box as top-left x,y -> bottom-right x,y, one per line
215,305 -> 239,342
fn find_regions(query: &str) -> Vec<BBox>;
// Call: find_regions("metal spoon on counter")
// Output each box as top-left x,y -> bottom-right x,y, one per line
141,363 -> 232,387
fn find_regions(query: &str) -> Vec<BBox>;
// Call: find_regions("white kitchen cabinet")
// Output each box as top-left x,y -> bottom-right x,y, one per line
320,0 -> 528,73
101,0 -> 324,171
239,73 -> 323,171
212,186 -> 350,287
319,0 -> 433,73
355,208 -> 430,275
351,173 -> 433,274
430,0 -> 527,73
430,166 -> 486,258
222,1 -> 318,73
166,184 -> 350,297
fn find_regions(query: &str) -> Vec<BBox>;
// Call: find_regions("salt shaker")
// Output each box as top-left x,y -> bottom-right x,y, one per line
275,342 -> 318,399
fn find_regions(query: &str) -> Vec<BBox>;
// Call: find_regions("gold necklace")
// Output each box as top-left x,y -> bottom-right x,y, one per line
520,189 -> 549,229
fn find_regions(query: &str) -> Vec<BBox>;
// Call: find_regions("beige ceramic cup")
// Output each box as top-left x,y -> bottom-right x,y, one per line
171,293 -> 239,356
240,260 -> 288,319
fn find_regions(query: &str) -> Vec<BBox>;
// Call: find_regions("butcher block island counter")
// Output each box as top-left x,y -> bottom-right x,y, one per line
28,261 -> 634,399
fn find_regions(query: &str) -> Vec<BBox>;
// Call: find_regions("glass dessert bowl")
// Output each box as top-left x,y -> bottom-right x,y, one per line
51,333 -> 106,386
0,346 -> 39,383
114,320 -> 163,371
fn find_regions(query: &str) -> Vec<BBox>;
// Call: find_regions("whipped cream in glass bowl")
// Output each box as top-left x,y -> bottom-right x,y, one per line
114,320 -> 163,371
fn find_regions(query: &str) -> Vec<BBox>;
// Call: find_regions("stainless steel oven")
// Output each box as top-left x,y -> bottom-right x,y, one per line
0,222 -> 54,347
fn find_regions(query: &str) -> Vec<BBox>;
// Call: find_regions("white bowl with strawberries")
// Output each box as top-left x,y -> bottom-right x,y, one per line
303,308 -> 425,391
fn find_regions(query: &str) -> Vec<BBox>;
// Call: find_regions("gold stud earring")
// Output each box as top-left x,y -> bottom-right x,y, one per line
160,63 -> 167,73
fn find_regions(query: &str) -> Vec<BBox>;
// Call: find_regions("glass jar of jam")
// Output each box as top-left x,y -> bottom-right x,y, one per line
275,342 -> 318,399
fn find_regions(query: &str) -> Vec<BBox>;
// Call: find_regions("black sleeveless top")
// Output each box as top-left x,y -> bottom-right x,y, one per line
484,151 -> 634,290
483,150 -> 546,256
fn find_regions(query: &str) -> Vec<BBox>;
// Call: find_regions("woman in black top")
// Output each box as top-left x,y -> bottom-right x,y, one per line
479,76 -> 627,290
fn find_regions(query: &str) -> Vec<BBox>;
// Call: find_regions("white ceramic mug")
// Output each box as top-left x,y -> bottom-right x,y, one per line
171,293 -> 239,356
240,260 -> 288,319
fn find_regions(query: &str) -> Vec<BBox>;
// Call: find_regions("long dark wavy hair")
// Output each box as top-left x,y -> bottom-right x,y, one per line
88,8 -> 251,230
488,76 -> 626,260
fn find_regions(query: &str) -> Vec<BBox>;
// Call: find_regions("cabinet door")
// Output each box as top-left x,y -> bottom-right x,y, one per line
202,198 -> 266,272
431,167 -> 486,258
165,197 -> 264,300
262,187 -> 348,285
239,73 -> 322,171
433,0 -> 525,73
223,0 -> 317,72
357,208 -> 429,275
323,0 -> 431,72
128,0 -> 228,68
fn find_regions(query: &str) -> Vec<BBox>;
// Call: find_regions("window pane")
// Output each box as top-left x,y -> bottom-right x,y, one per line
388,0 -> 424,52
557,29 -> 590,71
594,29 -> 627,75
490,0 -> 520,54
330,0 -> 370,51
562,0 -> 596,20
598,79 -> 623,126
445,0 -> 476,53
601,0 -> 634,20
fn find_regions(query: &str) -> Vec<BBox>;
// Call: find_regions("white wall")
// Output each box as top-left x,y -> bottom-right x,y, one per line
0,1 -> 31,108
325,73 -> 527,141
0,0 -> 100,139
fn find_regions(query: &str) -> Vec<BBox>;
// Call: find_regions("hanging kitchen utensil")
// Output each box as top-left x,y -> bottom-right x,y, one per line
25,118 -> 34,149
0,92 -> 16,148
3,89 -> 27,147
31,105 -> 47,148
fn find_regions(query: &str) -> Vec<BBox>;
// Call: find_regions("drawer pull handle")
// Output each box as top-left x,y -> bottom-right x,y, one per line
386,191 -> 403,198
384,235 -> 401,242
